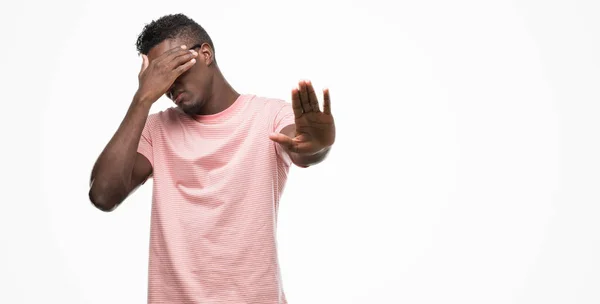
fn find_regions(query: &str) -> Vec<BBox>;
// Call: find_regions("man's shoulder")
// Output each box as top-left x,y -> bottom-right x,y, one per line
248,95 -> 292,116
249,94 -> 289,107
148,107 -> 182,121
143,107 -> 183,132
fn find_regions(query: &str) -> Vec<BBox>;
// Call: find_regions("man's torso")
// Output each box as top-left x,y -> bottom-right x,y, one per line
137,94 -> 295,304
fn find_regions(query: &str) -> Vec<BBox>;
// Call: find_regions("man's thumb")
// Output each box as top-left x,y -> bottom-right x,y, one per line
140,54 -> 149,73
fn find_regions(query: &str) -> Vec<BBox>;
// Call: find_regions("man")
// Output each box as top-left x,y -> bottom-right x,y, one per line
88,13 -> 335,304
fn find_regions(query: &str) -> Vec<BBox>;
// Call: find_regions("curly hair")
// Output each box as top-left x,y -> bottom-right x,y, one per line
136,13 -> 214,56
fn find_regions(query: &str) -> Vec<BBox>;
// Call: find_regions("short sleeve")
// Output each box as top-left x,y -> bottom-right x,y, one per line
273,101 -> 295,134
137,114 -> 156,168
272,101 -> 296,165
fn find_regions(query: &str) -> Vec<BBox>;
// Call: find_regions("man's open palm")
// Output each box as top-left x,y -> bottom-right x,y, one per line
269,80 -> 336,155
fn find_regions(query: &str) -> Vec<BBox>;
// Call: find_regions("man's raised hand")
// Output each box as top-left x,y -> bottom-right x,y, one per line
269,80 -> 336,155
135,45 -> 197,104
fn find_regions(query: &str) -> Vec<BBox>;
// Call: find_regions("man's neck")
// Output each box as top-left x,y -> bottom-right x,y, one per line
201,70 -> 239,115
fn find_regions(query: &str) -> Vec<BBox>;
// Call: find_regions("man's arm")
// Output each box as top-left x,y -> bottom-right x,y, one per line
88,98 -> 154,212
89,45 -> 198,211
269,80 -> 335,167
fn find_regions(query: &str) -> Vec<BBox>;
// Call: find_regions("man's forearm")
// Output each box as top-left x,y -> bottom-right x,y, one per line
89,95 -> 153,209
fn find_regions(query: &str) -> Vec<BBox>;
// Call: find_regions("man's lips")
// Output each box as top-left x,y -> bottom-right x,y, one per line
174,91 -> 185,104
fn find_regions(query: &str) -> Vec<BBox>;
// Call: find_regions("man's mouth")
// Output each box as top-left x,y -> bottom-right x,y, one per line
174,91 -> 185,104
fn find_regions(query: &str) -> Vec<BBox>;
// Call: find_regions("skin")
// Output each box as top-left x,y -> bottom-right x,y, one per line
148,38 -> 240,116
88,35 -> 335,212
272,82 -> 335,167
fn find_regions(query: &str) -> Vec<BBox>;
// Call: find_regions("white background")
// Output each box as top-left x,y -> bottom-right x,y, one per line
1,0 -> 599,303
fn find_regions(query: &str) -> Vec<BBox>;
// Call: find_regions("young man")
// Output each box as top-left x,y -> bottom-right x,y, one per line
88,14 -> 335,304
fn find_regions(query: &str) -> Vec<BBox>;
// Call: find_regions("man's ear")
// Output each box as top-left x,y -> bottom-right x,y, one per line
200,43 -> 214,66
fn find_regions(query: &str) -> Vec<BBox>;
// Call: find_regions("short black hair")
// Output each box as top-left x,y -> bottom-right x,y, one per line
136,13 -> 214,55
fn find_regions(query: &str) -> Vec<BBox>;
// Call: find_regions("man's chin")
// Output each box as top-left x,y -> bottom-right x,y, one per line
179,102 -> 201,115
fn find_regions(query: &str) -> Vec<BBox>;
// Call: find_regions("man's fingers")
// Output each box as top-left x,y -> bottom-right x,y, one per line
167,49 -> 198,70
269,133 -> 318,155
291,88 -> 303,117
306,80 -> 320,112
299,80 -> 311,113
140,54 -> 149,75
156,45 -> 188,64
323,88 -> 331,115
173,58 -> 197,76
269,133 -> 297,152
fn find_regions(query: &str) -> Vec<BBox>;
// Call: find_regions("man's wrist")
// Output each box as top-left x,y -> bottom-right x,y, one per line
289,146 -> 331,167
133,91 -> 156,107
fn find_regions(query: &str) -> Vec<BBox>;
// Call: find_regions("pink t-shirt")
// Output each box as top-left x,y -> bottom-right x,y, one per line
137,94 -> 296,304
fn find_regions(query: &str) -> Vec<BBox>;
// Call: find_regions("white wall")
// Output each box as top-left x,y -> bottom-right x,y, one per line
1,0 -> 599,303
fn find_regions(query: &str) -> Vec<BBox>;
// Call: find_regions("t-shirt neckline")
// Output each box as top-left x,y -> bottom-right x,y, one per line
193,94 -> 252,124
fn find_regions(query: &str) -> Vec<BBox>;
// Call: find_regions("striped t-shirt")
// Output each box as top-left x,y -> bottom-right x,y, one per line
137,94 -> 296,304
